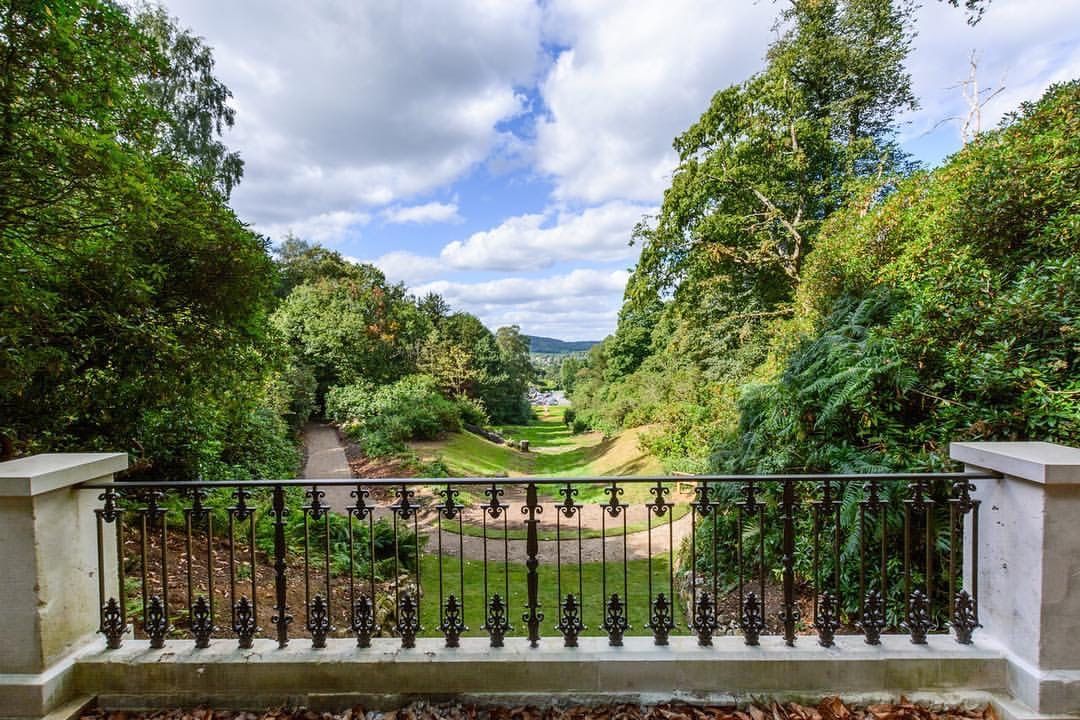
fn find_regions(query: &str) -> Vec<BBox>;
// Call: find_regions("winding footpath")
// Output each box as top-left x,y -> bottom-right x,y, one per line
301,423 -> 690,563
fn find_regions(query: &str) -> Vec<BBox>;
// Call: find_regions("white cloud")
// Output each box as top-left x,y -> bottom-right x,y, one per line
440,201 -> 652,271
382,201 -> 462,225
899,1 -> 1080,145
415,268 -> 629,339
535,0 -> 776,204
370,251 -> 447,285
165,0 -> 542,235
261,210 -> 370,245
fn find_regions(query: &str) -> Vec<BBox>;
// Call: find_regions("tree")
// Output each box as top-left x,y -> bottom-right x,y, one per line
577,0 -> 922,466
634,0 -> 916,316
274,235 -> 368,298
132,3 -> 244,196
0,1 -> 288,479
727,82 -> 1080,472
272,269 -> 426,397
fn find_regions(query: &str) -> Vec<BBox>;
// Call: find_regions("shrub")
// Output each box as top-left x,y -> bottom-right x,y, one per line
326,375 -> 463,456
453,395 -> 490,427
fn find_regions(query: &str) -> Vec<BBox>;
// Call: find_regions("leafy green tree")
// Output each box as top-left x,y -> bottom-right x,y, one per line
576,0 -> 921,467
0,0 -> 290,479
271,268 -> 426,397
728,82 -> 1080,472
274,235 -> 367,298
132,3 -> 243,195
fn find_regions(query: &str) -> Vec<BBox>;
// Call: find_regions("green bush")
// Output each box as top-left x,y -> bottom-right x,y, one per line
453,395 -> 490,426
326,375 -> 463,456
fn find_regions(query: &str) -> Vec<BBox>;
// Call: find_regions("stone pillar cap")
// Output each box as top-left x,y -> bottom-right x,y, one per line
0,452 -> 128,497
950,441 -> 1080,485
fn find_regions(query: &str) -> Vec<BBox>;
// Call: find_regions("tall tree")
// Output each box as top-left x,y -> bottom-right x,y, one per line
620,0 -> 917,376
0,1 -> 281,478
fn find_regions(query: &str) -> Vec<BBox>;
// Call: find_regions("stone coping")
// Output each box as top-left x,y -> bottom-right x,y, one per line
77,635 -> 1006,709
0,453 -> 127,497
950,442 -> 1080,485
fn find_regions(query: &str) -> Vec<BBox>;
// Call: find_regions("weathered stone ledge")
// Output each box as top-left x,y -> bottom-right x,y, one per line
77,634 -> 1006,712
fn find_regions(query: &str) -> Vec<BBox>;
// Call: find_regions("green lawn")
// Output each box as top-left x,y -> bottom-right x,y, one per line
411,553 -> 685,639
444,502 -> 691,541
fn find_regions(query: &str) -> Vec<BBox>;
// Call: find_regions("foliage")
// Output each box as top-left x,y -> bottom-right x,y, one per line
571,0 -> 920,468
417,309 -> 533,424
271,267 -> 427,397
326,375 -> 463,457
695,83 -> 1079,621
274,235 -> 367,299
0,0 -> 296,479
726,82 -> 1080,472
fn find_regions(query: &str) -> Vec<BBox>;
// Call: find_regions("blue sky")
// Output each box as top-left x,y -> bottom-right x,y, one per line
165,0 -> 1080,340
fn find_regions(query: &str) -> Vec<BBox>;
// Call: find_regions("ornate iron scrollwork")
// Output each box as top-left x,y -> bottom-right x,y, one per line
305,486 -> 328,520
558,483 -> 579,518
693,482 -> 714,517
307,594 -> 333,648
952,478 -> 977,515
602,593 -> 630,646
905,588 -> 931,644
440,594 -> 467,648
484,483 -> 506,519
649,593 -> 675,646
860,589 -> 886,645
693,592 -> 718,646
349,486 -> 372,520
97,487 -> 121,523
906,477 -> 932,513
953,589 -> 978,645
485,593 -> 511,647
649,481 -> 671,517
145,595 -> 169,649
740,591 -> 764,646
101,597 -> 124,649
233,596 -> 257,649
738,479 -> 759,512
439,484 -> 462,520
603,482 -> 626,518
231,485 -> 253,521
393,485 -> 418,520
556,593 -> 585,647
816,590 -> 840,648
191,595 -> 214,648
398,592 -> 420,648
351,594 -> 376,648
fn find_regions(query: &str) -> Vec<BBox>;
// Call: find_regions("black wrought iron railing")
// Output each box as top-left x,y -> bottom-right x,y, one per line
82,472 -> 994,651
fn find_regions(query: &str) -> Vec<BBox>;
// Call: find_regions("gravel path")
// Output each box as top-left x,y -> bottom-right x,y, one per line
301,422 -> 354,509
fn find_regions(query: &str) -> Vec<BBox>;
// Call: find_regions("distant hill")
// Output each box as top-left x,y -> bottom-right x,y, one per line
524,335 -> 599,354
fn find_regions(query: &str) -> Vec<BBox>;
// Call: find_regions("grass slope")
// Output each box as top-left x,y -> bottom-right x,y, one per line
412,404 -> 665,483
416,553 -> 680,638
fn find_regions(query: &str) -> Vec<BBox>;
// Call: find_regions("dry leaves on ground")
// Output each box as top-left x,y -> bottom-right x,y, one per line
79,697 -> 994,720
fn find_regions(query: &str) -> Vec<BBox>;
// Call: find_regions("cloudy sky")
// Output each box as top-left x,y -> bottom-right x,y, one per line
165,0 -> 1080,340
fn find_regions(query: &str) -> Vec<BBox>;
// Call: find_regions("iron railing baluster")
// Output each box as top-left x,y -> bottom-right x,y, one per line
271,485 -> 291,648
349,485 -> 376,648
691,481 -> 716,645
96,487 -> 124,649
522,481 -> 543,647
779,478 -> 799,646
